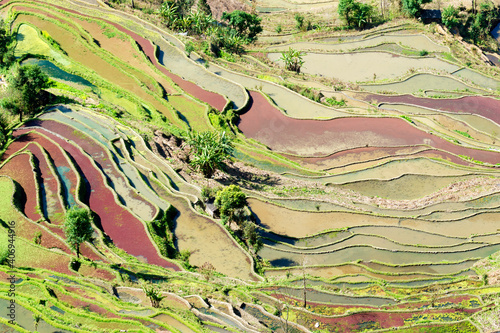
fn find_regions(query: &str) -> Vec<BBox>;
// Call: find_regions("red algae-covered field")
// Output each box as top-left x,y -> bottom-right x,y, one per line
238,91 -> 500,164
24,126 -> 180,271
359,93 -> 500,125
27,119 -> 157,221
0,153 -> 42,221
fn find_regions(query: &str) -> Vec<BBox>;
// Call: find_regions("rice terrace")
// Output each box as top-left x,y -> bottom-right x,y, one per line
1,0 -> 500,331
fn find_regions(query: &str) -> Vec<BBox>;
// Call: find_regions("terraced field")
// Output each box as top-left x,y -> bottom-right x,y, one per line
0,0 -> 500,332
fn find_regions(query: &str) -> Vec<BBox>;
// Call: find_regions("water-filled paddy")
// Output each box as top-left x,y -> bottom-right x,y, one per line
339,174 -> 483,200
361,93 -> 500,127
452,68 -> 500,91
268,34 -> 448,53
268,52 -> 459,82
360,73 -> 485,94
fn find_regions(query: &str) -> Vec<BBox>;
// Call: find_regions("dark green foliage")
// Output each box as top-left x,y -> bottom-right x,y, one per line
324,96 -> 346,107
442,6 -> 460,30
64,207 -> 94,258
0,113 -> 10,148
401,0 -> 431,17
198,0 -> 212,16
215,185 -> 246,225
242,221 -> 262,251
221,10 -> 262,42
419,49 -> 429,56
186,130 -> 233,178
294,13 -> 305,31
185,41 -> 195,56
282,82 -> 323,102
2,64 -> 52,121
0,19 -> 14,67
338,0 -> 375,28
148,208 -> 177,258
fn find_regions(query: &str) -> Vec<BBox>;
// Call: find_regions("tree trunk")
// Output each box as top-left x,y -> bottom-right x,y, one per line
131,0 -> 134,8
76,244 -> 80,259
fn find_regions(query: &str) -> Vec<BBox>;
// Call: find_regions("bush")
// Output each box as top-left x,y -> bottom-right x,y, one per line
185,41 -> 195,56
442,6 -> 460,30
338,0 -> 375,29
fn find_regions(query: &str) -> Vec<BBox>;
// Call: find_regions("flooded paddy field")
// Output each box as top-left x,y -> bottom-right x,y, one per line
268,52 -> 459,82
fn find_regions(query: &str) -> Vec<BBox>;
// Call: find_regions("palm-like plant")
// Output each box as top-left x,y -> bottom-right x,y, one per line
279,48 -> 305,73
159,2 -> 179,29
186,130 -> 233,178
143,286 -> 165,308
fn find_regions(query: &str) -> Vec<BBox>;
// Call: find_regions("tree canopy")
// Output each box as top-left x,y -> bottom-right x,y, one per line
338,0 -> 374,29
1,64 -> 52,121
221,10 -> 262,42
215,185 -> 247,225
401,0 -> 431,17
442,6 -> 460,30
64,207 -> 94,258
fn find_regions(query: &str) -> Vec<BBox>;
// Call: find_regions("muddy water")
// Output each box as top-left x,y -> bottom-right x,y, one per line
259,243 -> 500,267
449,114 -> 500,138
301,158 -> 480,185
452,68 -> 500,91
153,314 -> 197,333
268,52 -> 458,82
340,174 -> 483,200
360,74 -> 485,94
0,297 -> 72,333
265,233 -> 482,253
250,197 -> 500,238
268,34 -> 448,53
268,287 -> 396,306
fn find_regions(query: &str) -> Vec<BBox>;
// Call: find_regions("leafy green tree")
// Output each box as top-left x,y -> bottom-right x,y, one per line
280,48 -> 305,73
338,0 -> 374,28
401,0 -> 431,17
0,112 -> 10,147
442,5 -> 460,30
295,13 -> 305,31
186,130 -> 233,178
64,207 -> 94,259
0,19 -> 14,67
2,64 -> 52,121
221,10 -> 262,42
215,185 -> 247,225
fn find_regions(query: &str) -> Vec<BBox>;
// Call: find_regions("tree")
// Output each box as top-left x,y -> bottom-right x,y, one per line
401,0 -> 431,17
0,19 -> 14,67
0,112 -> 10,147
2,64 -> 51,121
186,130 -> 233,178
215,185 -> 247,225
198,0 -> 212,16
338,0 -> 374,28
64,207 -> 94,259
33,314 -> 41,332
442,5 -> 460,30
221,10 -> 262,42
280,48 -> 305,73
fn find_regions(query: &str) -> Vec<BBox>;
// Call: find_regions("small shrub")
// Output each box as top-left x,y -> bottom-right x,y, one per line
275,24 -> 282,33
185,41 -> 195,57
33,231 -> 42,245
419,50 -> 429,56
70,260 -> 81,271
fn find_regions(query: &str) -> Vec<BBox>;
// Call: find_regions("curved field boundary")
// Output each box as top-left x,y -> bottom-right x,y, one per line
28,118 -> 159,222
40,109 -> 171,213
0,152 -> 42,222
248,197 -> 500,238
21,126 -> 181,271
265,34 -> 449,53
267,51 -> 459,83
360,73 -> 486,94
85,108 -> 201,201
33,0 -> 247,112
238,90 -> 500,165
358,93 -> 500,126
